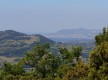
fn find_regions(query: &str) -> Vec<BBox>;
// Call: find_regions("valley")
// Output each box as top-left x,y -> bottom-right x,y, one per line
0,30 -> 95,65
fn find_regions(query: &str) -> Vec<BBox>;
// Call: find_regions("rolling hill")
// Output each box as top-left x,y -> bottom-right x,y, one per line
45,28 -> 101,39
0,30 -> 55,57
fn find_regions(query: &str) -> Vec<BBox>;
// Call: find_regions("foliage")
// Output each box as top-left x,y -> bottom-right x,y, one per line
63,59 -> 89,80
59,48 -> 74,64
57,64 -> 71,78
1,27 -> 108,80
95,27 -> 108,45
89,27 -> 108,80
89,42 -> 108,80
72,46 -> 82,61
0,42 -> 84,80
22,43 -> 62,78
1,62 -> 25,76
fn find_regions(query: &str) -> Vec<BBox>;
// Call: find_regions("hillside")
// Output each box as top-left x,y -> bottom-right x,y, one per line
45,28 -> 101,39
0,30 -> 55,57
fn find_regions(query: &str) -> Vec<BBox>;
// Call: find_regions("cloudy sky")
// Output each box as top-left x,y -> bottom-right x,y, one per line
0,0 -> 108,34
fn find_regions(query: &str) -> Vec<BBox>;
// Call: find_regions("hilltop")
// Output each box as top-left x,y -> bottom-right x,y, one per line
45,28 -> 101,39
0,30 -> 55,57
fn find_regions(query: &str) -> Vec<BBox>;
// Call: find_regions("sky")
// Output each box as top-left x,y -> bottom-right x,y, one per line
0,0 -> 108,34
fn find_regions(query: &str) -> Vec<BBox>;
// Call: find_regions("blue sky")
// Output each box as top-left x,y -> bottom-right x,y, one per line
0,0 -> 108,34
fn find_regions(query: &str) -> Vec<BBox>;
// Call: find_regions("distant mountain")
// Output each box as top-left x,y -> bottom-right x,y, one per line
0,30 -> 55,56
45,28 -> 101,39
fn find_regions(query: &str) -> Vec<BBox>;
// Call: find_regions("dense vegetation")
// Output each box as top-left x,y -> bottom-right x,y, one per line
0,27 -> 108,80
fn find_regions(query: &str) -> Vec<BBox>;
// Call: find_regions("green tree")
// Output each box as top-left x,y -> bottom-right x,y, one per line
89,27 -> 108,80
95,27 -> 108,45
57,46 -> 82,79
63,59 -> 89,80
1,62 -> 25,76
22,43 -> 61,79
57,64 -> 71,79
0,43 -> 84,80
89,42 -> 108,80
37,53 -> 61,78
72,46 -> 82,61
59,48 -> 74,65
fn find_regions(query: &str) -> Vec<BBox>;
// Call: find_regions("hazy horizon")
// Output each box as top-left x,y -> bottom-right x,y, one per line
0,0 -> 108,33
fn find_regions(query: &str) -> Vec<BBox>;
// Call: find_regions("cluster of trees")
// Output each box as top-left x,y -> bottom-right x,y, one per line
0,27 -> 108,80
89,27 -> 108,80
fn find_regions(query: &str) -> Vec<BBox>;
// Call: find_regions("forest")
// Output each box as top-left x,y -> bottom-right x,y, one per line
0,27 -> 108,80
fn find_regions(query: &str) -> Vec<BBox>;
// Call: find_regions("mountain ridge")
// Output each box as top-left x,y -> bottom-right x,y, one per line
45,28 -> 101,39
0,30 -> 55,56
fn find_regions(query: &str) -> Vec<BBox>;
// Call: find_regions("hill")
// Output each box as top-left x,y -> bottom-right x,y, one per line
45,28 -> 101,39
0,30 -> 55,57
